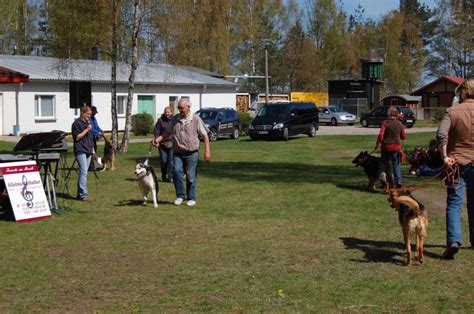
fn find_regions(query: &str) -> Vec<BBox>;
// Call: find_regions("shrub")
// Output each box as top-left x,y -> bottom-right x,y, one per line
131,113 -> 154,136
431,107 -> 447,124
238,112 -> 252,136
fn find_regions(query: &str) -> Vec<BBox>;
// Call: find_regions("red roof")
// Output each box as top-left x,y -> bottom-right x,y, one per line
0,66 -> 29,83
411,76 -> 464,95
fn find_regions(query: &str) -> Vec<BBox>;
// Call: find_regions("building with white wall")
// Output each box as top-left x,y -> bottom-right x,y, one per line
0,55 -> 237,135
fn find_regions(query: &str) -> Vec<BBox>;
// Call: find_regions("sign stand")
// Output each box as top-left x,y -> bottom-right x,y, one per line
0,160 -> 52,223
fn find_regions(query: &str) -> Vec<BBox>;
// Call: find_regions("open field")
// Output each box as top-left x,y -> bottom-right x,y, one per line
1,132 -> 473,312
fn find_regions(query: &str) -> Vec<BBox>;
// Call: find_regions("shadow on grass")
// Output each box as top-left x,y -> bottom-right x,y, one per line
115,199 -> 174,207
340,237 -> 444,265
199,161 -> 376,188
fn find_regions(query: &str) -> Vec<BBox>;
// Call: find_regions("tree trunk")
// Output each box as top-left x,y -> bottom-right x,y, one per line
119,0 -> 141,154
110,0 -> 120,146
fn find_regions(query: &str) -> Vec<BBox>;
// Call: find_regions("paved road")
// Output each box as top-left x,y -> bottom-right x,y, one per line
316,125 -> 437,135
0,126 -> 437,144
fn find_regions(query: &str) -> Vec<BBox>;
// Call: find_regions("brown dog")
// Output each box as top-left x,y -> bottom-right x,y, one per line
388,188 -> 428,266
101,137 -> 116,171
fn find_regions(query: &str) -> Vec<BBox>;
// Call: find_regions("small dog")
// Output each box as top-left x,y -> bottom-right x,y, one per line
101,137 -> 116,171
134,159 -> 159,208
352,151 -> 389,192
388,188 -> 428,266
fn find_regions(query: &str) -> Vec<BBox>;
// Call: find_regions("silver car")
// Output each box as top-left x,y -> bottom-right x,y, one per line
319,106 -> 356,126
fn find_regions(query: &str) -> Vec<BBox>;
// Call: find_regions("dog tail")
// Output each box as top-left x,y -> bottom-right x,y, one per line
394,195 -> 420,216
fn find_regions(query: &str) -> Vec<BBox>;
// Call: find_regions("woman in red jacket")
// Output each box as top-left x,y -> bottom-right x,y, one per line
374,106 -> 406,188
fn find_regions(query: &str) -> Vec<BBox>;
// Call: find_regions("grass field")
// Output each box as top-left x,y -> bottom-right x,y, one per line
1,132 -> 473,312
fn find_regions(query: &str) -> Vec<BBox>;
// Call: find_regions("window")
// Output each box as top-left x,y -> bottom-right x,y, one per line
35,95 -> 55,119
169,96 -> 178,113
117,96 -> 127,116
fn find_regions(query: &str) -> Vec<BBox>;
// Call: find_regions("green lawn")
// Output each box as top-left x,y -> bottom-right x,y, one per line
1,132 -> 473,312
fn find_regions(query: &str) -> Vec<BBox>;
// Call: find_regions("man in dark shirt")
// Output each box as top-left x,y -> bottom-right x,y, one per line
71,106 -> 94,200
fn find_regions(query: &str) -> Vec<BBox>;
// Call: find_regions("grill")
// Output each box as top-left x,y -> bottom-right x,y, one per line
254,125 -> 273,131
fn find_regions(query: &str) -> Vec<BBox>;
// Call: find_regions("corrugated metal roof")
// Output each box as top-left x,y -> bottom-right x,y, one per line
0,55 -> 237,87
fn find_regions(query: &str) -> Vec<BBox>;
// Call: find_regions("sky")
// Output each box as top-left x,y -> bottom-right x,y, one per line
340,0 -> 437,20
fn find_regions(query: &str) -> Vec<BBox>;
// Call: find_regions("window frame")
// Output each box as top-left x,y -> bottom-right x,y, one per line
116,95 -> 127,117
34,94 -> 56,121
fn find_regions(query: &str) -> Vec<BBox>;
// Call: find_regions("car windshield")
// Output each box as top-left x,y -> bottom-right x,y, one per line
257,105 -> 288,118
198,111 -> 218,120
328,106 -> 344,113
399,107 -> 414,114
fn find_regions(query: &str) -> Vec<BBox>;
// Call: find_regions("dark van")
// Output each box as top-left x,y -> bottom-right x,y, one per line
248,102 -> 319,140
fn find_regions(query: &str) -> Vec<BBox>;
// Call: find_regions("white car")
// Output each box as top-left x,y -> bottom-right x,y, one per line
319,106 -> 356,126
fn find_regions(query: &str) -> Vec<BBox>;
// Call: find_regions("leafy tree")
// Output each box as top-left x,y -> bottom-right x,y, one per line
38,0 -> 111,59
426,0 -> 473,78
0,0 -> 36,55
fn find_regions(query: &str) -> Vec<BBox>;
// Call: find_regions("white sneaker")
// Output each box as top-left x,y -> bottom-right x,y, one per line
174,197 -> 184,206
96,157 -> 103,166
186,200 -> 196,207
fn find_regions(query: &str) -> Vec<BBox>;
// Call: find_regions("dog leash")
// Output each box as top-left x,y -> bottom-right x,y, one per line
408,161 -> 461,193
442,162 -> 461,189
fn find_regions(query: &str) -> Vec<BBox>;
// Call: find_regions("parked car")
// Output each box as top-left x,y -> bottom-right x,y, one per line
196,107 -> 241,141
360,106 -> 416,128
248,102 -> 319,140
319,106 -> 356,126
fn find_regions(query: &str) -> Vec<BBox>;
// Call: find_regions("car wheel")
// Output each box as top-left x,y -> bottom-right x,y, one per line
209,128 -> 218,142
308,124 -> 316,137
406,124 -> 414,129
331,118 -> 338,126
283,127 -> 288,141
231,127 -> 240,139
361,119 -> 368,127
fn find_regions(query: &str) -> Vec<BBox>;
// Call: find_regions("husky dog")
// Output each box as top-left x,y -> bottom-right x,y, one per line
134,159 -> 159,208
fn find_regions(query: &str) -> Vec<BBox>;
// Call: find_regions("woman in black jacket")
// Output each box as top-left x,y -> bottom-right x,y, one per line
153,107 -> 174,182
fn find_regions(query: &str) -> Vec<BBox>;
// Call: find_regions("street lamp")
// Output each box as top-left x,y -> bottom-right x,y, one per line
265,47 -> 269,104
262,39 -> 272,104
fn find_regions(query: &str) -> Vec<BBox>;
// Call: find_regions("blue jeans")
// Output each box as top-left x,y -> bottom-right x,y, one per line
159,146 -> 174,181
76,153 -> 91,199
381,150 -> 402,187
173,151 -> 199,201
446,163 -> 474,246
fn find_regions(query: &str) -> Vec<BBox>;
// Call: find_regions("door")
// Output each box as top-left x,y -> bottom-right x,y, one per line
137,95 -> 155,117
287,105 -> 302,135
319,106 -> 330,123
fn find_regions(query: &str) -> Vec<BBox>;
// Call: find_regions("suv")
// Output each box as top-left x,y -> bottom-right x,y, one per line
249,102 -> 319,140
360,106 -> 416,128
196,107 -> 241,141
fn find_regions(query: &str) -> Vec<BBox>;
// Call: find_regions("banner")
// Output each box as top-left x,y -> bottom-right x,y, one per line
0,160 -> 51,223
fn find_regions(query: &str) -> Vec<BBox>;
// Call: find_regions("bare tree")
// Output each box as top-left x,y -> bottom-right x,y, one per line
119,0 -> 142,153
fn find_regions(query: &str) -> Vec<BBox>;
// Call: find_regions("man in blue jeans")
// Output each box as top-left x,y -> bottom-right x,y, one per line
71,105 -> 95,201
437,78 -> 474,259
153,98 -> 211,207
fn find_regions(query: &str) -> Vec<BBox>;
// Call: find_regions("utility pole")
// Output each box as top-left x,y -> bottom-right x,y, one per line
265,47 -> 269,104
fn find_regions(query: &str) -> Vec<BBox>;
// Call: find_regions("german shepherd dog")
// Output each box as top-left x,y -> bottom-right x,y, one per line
134,159 -> 159,208
352,151 -> 389,192
388,188 -> 428,266
101,137 -> 116,171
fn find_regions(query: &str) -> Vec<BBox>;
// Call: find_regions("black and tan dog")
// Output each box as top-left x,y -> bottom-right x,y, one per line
388,188 -> 428,266
101,137 -> 116,171
352,151 -> 389,192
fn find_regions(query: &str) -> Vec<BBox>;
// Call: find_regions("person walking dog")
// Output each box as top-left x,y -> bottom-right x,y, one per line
437,78 -> 474,259
153,98 -> 211,207
374,106 -> 406,188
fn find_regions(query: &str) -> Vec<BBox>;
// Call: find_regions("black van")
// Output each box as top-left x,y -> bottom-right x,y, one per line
248,102 -> 319,140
